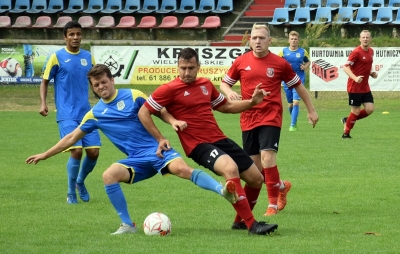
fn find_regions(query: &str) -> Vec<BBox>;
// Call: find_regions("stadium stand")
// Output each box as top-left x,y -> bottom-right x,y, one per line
305,0 -> 321,11
158,0 -> 177,13
53,16 -> 73,28
96,16 -> 115,28
83,0 -> 104,13
120,0 -> 141,13
44,0 -> 64,13
10,0 -> 31,13
63,0 -> 84,13
32,16 -> 52,27
179,15 -> 200,28
137,16 -> 157,28
27,0 -> 47,13
101,0 -> 123,13
346,0 -> 364,9
116,16 -> 136,28
0,16 -> 12,27
201,16 -> 221,28
392,8 -> 400,23
138,0 -> 159,13
12,16 -> 32,27
325,0 -> 342,10
284,0 -> 301,11
311,7 -> 332,24
334,6 -> 355,24
351,7 -> 373,24
367,0 -> 384,10
371,7 -> 393,24
195,0 -> 216,13
78,16 -> 95,27
290,7 -> 311,25
0,0 -> 12,13
214,0 -> 233,13
158,16 -> 178,28
389,0 -> 400,10
175,0 -> 196,13
268,8 -> 290,25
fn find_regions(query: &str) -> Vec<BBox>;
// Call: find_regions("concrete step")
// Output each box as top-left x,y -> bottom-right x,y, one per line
228,27 -> 254,34
244,10 -> 275,17
210,41 -> 243,46
238,16 -> 272,23
249,5 -> 282,11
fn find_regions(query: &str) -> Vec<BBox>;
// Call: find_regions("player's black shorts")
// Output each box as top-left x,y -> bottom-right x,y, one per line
242,126 -> 281,156
348,91 -> 374,106
188,138 -> 254,174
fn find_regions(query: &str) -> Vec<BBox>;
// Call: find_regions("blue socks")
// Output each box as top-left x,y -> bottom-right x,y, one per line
105,183 -> 132,225
291,105 -> 299,127
191,169 -> 222,195
77,157 -> 97,184
66,157 -> 80,195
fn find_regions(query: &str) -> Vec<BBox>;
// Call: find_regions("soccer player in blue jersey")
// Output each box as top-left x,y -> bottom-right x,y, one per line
38,21 -> 101,204
26,64 -> 238,235
278,31 -> 311,131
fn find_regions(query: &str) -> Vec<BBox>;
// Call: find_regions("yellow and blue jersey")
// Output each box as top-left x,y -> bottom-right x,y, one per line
79,89 -> 160,157
43,47 -> 95,122
279,47 -> 309,84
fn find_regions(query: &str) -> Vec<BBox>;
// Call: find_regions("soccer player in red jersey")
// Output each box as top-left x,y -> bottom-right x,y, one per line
139,47 -> 278,235
341,30 -> 377,139
220,23 -> 319,216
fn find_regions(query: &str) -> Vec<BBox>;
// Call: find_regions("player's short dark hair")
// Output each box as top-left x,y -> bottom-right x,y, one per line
87,64 -> 113,81
177,48 -> 199,63
63,21 -> 82,37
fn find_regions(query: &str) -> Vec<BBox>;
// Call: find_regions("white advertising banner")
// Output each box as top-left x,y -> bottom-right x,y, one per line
92,46 -> 281,85
310,47 -> 400,91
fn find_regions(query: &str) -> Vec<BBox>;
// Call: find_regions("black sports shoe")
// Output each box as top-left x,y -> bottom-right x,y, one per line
342,133 -> 352,139
248,221 -> 278,235
341,117 -> 348,125
231,221 -> 247,230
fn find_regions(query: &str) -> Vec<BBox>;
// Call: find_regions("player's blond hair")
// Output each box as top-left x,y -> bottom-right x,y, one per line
289,31 -> 300,38
251,23 -> 270,37
360,30 -> 371,37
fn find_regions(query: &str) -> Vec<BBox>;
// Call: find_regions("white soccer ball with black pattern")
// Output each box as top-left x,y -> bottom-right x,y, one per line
0,58 -> 23,77
143,212 -> 171,236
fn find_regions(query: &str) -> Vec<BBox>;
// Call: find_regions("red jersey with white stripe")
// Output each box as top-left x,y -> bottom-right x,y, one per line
144,77 -> 227,155
344,46 -> 373,93
223,51 -> 301,130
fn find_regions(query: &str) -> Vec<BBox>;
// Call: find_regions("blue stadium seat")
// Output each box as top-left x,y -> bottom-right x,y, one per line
102,0 -> 122,13
389,0 -> 400,10
194,0 -> 215,13
371,7 -> 393,24
305,0 -> 321,11
268,8 -> 290,25
83,0 -> 104,13
214,0 -> 233,13
351,7 -> 373,24
311,7 -> 332,24
44,0 -> 64,13
64,0 -> 84,13
346,0 -> 364,9
10,0 -> 30,13
0,0 -> 12,13
325,0 -> 342,10
27,0 -> 47,13
284,0 -> 301,11
290,7 -> 311,25
175,0 -> 196,13
334,7 -> 354,24
367,0 -> 384,10
120,0 -> 141,13
138,0 -> 159,13
392,7 -> 400,23
157,0 -> 177,13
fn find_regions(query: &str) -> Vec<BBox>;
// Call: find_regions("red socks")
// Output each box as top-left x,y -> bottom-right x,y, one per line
234,185 -> 261,223
229,178 -> 255,229
345,110 -> 370,134
357,109 -> 369,120
264,166 -> 280,205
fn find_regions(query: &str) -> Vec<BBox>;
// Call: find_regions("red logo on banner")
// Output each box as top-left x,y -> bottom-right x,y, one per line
312,59 -> 339,82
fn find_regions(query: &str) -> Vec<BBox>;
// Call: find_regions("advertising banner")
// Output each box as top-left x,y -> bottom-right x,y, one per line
0,45 -> 64,84
92,46 -> 282,85
310,47 -> 400,91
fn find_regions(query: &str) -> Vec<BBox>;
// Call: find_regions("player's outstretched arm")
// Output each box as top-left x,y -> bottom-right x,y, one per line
295,85 -> 319,128
39,79 -> 50,117
25,128 -> 86,165
220,81 -> 242,100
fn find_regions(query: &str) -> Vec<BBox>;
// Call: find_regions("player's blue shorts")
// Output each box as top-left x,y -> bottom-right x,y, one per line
58,120 -> 101,150
116,148 -> 182,184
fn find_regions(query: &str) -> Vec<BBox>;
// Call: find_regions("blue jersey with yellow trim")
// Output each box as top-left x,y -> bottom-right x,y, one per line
79,89 -> 160,157
43,47 -> 95,122
279,47 -> 309,84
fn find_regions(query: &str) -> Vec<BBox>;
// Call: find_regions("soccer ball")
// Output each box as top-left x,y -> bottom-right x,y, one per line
143,212 -> 171,236
0,58 -> 23,77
